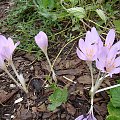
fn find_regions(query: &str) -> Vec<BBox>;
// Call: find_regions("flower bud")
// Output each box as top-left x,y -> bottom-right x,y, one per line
35,31 -> 48,54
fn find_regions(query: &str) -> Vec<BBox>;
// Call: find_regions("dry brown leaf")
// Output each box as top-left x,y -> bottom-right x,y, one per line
66,103 -> 76,115
0,90 -> 18,103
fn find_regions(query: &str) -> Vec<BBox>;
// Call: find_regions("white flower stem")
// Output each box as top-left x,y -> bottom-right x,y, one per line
95,84 -> 120,93
9,60 -> 20,79
86,62 -> 94,88
9,59 -> 28,93
93,74 -> 109,93
45,53 -> 57,83
89,91 -> 94,114
86,62 -> 95,114
4,67 -> 24,91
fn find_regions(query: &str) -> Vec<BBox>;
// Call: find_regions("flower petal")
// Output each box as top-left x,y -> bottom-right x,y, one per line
96,47 -> 108,71
85,31 -> 92,45
35,31 -> 48,54
91,27 -> 103,48
75,113 -> 97,120
1,46 -> 11,60
105,29 -> 115,48
109,68 -> 120,77
78,39 -> 86,54
106,45 -> 117,65
75,115 -> 85,120
112,40 -> 120,54
8,38 -> 16,54
76,48 -> 87,60
0,35 -> 8,51
114,56 -> 120,67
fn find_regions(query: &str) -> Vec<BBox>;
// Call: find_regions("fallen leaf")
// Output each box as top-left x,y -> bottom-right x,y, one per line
66,103 -> 76,115
0,90 -> 18,103
77,75 -> 91,84
37,103 -> 47,112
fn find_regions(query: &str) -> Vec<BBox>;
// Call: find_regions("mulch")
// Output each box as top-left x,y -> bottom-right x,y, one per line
0,50 -> 116,120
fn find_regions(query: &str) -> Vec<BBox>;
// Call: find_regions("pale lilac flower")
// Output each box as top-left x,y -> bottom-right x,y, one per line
0,35 -> 20,61
111,40 -> 120,54
75,112 -> 96,120
103,29 -> 120,54
96,46 -> 120,77
105,29 -> 115,49
77,27 -> 103,61
35,31 -> 48,54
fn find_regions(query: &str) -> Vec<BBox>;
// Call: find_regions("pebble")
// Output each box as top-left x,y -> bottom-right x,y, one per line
10,84 -> 16,88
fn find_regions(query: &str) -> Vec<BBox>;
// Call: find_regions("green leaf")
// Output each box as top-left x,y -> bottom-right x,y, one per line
96,9 -> 107,23
67,7 -> 86,19
107,102 -> 120,117
69,0 -> 79,5
48,87 -> 68,111
110,86 -> 120,107
106,115 -> 120,120
48,102 -> 62,111
34,0 -> 55,10
113,20 -> 120,33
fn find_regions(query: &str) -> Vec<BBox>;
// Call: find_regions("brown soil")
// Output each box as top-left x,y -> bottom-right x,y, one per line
0,49 -> 117,120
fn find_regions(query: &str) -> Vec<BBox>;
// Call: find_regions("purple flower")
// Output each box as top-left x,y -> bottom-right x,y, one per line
75,112 -> 97,120
96,46 -> 120,77
105,29 -> 115,49
103,29 -> 120,54
77,27 -> 103,61
0,35 -> 20,61
35,31 -> 48,54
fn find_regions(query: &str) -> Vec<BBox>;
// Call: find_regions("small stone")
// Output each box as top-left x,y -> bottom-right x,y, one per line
10,84 -> 16,88
30,66 -> 34,71
61,113 -> 66,119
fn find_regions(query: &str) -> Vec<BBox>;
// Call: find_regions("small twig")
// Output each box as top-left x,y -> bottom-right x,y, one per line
52,34 -> 83,68
63,76 -> 76,84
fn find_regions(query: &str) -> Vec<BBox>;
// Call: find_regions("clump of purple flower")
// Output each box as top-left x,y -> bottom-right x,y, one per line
0,35 -> 28,93
76,27 -> 120,120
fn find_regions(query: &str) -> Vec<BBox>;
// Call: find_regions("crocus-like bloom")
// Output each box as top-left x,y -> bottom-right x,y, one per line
0,35 -> 20,61
35,31 -> 48,54
96,46 -> 120,77
77,27 -> 103,61
75,112 -> 97,120
105,29 -> 115,49
103,29 -> 120,54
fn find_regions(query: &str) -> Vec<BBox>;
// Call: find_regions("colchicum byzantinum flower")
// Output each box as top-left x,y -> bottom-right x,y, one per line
75,110 -> 96,120
76,27 -> 103,61
76,27 -> 120,120
35,31 -> 57,82
0,35 -> 28,93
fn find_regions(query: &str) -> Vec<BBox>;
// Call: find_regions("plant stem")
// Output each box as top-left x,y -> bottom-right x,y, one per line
9,59 -> 28,93
52,34 -> 83,68
86,61 -> 94,88
9,60 -> 20,79
95,84 -> 120,93
86,61 -> 95,114
45,53 -> 57,83
93,74 -> 109,93
4,67 -> 23,91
